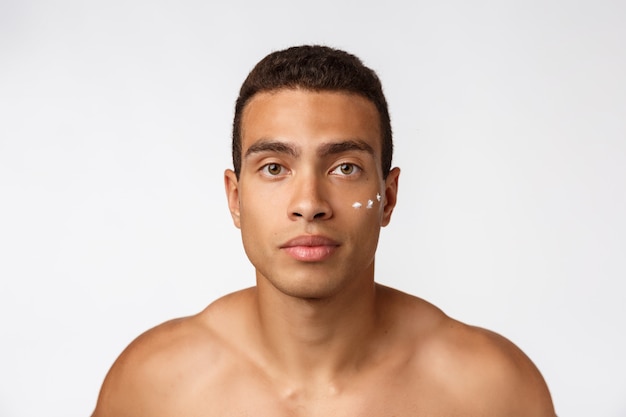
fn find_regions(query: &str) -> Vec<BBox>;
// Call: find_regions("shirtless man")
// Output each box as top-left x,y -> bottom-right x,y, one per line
92,45 -> 555,416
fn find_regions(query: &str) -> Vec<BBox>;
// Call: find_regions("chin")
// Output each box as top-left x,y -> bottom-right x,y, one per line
265,274 -> 348,301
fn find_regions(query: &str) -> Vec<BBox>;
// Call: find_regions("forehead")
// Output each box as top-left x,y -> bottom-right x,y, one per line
240,89 -> 381,153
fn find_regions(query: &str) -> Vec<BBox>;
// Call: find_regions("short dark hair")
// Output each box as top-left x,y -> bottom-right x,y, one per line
232,45 -> 393,178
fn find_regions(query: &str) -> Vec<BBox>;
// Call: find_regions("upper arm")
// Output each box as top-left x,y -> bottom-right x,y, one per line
92,337 -> 162,417
468,327 -> 556,416
92,317 -> 216,417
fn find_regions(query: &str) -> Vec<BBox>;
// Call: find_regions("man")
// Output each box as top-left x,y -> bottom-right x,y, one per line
93,45 -> 555,416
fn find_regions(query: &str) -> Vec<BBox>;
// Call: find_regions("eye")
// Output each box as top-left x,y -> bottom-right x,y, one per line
261,163 -> 285,176
331,163 -> 361,176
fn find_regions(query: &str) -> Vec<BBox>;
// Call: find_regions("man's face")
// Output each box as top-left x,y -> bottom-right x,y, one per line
225,89 -> 399,299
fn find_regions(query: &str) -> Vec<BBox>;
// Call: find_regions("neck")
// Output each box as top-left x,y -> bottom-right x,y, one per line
253,270 -> 381,383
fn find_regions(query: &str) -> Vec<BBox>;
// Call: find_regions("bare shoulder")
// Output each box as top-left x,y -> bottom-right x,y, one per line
92,289 -> 254,417
431,321 -> 554,415
380,286 -> 555,416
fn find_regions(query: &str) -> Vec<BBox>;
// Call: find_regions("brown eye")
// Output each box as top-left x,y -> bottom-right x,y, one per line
340,164 -> 354,175
264,163 -> 283,176
331,163 -> 360,176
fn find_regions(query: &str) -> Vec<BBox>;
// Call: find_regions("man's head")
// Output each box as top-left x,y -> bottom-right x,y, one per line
232,45 -> 393,179
225,46 -> 401,299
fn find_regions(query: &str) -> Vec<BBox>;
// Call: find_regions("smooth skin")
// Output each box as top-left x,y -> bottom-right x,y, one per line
93,89 -> 555,416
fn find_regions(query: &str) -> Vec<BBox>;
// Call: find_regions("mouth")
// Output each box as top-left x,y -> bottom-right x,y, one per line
280,235 -> 340,262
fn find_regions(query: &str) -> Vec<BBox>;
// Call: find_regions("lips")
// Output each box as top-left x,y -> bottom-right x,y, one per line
280,235 -> 340,262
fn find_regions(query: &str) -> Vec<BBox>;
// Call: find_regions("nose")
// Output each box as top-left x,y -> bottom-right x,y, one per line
288,173 -> 332,221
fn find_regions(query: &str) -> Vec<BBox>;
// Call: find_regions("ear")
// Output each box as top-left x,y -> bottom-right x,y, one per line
224,169 -> 241,229
381,167 -> 400,227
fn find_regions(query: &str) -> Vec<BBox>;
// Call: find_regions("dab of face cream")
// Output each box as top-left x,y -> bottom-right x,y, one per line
366,200 -> 374,209
376,193 -> 381,202
352,202 -> 362,209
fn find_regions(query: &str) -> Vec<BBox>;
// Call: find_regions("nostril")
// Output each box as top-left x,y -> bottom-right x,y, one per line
313,212 -> 326,219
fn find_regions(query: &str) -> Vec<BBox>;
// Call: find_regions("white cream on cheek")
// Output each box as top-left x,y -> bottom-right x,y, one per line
352,192 -> 383,210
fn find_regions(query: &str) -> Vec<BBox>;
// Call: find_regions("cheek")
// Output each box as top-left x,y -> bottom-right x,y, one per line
239,190 -> 279,232
347,192 -> 384,213
331,189 -> 386,229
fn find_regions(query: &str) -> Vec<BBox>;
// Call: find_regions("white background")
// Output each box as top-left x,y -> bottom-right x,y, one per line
1,1 -> 625,416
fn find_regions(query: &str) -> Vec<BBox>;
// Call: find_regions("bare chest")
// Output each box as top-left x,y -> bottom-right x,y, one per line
167,368 -> 463,417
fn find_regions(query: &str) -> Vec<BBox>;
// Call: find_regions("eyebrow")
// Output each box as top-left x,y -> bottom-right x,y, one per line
243,138 -> 374,159
317,139 -> 375,157
244,139 -> 300,159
